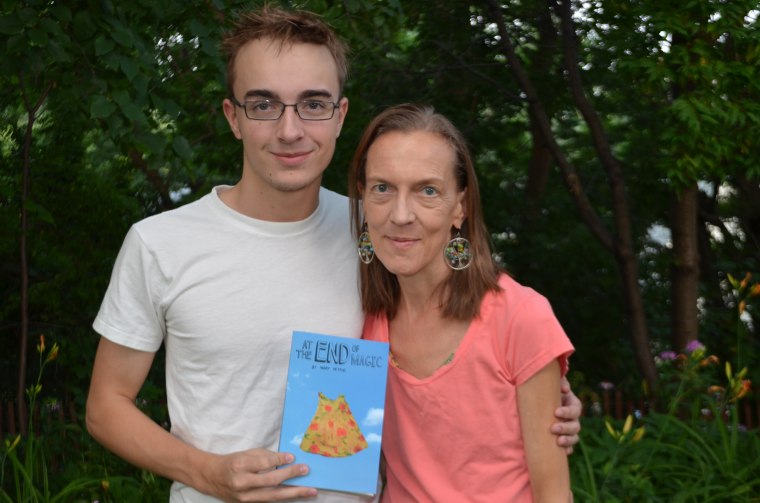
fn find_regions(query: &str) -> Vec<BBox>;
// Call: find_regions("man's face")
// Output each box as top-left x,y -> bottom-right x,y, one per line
223,38 -> 348,196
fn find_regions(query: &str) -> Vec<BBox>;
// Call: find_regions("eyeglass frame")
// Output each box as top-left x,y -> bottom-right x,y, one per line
228,96 -> 341,121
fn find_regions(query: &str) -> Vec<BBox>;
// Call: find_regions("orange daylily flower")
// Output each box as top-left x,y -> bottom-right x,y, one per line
707,385 -> 725,395
46,342 -> 60,363
699,355 -> 720,367
734,380 -> 752,401
740,273 -> 751,290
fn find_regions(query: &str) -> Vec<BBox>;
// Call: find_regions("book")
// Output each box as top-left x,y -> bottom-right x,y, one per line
278,330 -> 389,496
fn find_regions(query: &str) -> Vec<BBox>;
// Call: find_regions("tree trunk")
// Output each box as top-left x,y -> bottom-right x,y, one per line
670,184 -> 700,351
483,0 -> 659,391
736,171 -> 760,252
17,106 -> 34,435
667,23 -> 703,353
525,3 -> 559,206
17,75 -> 52,434
526,120 -> 552,205
18,109 -> 31,435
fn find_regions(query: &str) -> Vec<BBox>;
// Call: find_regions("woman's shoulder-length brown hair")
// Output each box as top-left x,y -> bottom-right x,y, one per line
349,103 -> 501,321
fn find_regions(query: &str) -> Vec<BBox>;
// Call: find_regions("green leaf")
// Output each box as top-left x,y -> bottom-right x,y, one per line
90,96 -> 116,119
132,73 -> 149,99
26,199 -> 55,224
102,52 -> 121,71
120,56 -> 139,82
0,14 -> 24,35
49,5 -> 72,23
48,40 -> 71,63
72,11 -> 95,39
94,36 -> 115,56
163,98 -> 181,117
16,7 -> 37,27
172,136 -> 193,160
29,27 -> 49,47
111,90 -> 145,125
137,131 -> 166,155
106,112 -> 125,133
6,33 -> 25,53
40,17 -> 64,39
189,18 -> 212,37
120,102 -> 146,125
112,89 -> 130,108
111,26 -> 134,48
200,36 -> 218,57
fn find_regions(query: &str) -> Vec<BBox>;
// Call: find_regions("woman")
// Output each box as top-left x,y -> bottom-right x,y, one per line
349,104 -> 574,502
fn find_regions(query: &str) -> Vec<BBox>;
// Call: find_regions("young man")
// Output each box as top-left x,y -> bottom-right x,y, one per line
86,7 -> 582,503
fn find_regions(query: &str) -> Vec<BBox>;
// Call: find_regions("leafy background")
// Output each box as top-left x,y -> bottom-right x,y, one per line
2,0 -> 759,500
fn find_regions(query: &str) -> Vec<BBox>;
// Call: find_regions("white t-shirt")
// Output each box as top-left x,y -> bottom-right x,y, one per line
94,186 -> 376,502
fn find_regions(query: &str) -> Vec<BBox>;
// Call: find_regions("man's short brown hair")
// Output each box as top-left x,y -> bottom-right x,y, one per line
220,5 -> 349,98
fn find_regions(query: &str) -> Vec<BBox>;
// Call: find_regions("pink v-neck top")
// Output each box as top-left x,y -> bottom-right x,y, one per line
363,274 -> 573,502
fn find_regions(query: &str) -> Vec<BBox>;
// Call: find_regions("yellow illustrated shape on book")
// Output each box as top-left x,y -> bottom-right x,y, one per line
300,392 -> 368,457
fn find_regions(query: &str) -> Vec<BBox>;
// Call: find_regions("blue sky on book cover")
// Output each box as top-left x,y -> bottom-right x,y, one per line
279,331 -> 389,495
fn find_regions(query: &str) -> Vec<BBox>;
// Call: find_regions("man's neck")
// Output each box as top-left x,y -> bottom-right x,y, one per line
218,181 -> 321,222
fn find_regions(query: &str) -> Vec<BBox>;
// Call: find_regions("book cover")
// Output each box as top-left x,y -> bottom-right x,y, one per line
278,331 -> 389,496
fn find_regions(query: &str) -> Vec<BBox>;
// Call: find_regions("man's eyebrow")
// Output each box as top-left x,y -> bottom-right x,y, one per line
242,89 -> 336,100
299,89 -> 334,100
243,89 -> 277,100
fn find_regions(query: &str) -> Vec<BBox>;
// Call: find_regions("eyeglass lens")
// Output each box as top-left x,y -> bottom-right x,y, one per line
243,100 -> 336,120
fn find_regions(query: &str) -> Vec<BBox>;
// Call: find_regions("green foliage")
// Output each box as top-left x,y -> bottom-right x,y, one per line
3,0 -> 756,406
572,344 -> 759,501
1,0 -> 759,497
0,336 -> 171,501
573,413 -> 760,501
573,285 -> 758,500
1,0 -> 239,400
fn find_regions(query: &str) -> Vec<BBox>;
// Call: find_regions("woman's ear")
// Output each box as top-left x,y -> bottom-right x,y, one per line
453,188 -> 467,229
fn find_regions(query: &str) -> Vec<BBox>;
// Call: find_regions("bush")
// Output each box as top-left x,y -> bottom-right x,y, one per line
0,336 -> 170,502
573,345 -> 757,499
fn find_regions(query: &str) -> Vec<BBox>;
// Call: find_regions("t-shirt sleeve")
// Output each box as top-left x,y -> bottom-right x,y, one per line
361,314 -> 388,343
503,293 -> 574,387
92,225 -> 167,352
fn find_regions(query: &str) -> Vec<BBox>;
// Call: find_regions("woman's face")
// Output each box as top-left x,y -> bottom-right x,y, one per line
362,130 -> 465,282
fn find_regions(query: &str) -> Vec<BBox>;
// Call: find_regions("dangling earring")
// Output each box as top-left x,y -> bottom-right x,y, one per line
444,227 -> 472,271
358,223 -> 374,264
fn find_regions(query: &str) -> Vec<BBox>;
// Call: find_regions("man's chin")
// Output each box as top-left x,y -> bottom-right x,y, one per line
270,175 -> 323,194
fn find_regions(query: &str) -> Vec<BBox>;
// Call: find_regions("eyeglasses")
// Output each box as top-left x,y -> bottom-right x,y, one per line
229,96 -> 340,121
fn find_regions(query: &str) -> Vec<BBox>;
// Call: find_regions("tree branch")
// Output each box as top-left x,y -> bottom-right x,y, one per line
17,70 -> 55,434
483,0 -> 614,252
128,149 -> 176,211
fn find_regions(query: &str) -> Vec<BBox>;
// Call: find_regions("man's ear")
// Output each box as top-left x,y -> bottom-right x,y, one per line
335,96 -> 349,138
222,98 -> 242,140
